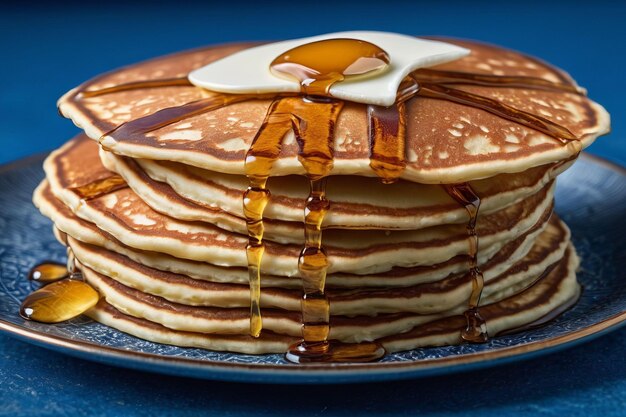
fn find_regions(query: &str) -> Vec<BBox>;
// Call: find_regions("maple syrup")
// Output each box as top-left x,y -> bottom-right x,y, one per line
22,251 -> 99,324
269,39 -> 389,362
291,100 -> 386,362
242,98 -> 290,337
442,183 -> 488,342
411,68 -> 585,95
68,174 -> 128,200
415,82 -> 578,143
244,97 -> 341,339
104,94 -> 254,142
22,246 -> 101,324
367,78 -> 419,183
20,279 -> 99,323
270,38 -> 390,96
285,339 -> 385,364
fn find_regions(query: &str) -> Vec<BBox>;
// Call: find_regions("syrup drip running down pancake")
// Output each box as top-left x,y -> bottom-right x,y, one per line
61,216 -> 570,317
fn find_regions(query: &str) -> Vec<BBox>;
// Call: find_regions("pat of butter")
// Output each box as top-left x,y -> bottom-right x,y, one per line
189,31 -> 470,107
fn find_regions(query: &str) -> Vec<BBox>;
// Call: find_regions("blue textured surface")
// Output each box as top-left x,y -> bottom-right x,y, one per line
2,329 -> 626,417
1,1 -> 626,415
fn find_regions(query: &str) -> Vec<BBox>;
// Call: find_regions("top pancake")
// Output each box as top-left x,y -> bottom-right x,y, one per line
58,38 -> 610,184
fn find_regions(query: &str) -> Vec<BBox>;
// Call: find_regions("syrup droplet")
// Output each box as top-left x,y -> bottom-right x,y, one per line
271,38 -> 390,96
28,262 -> 68,284
20,279 -> 99,323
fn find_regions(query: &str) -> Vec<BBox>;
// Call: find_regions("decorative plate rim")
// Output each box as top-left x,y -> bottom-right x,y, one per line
2,308 -> 626,378
0,152 -> 624,383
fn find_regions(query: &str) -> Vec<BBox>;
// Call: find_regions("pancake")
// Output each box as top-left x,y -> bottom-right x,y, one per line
381,246 -> 580,352
58,39 -> 609,183
79,245 -> 574,341
88,301 -> 297,355
65,213 -> 568,316
100,140 -> 572,230
39,163 -> 555,275
35,181 -> 554,290
83,245 -> 579,353
49,135 -> 570,243
41,133 -> 558,276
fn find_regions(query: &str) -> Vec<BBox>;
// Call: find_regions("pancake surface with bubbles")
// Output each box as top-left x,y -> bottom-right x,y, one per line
58,39 -> 609,183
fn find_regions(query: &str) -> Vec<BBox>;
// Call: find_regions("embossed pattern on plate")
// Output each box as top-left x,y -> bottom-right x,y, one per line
0,154 -> 624,384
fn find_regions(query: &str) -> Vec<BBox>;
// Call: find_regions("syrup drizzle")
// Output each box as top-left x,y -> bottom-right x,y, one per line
416,82 -> 578,143
411,69 -> 585,94
242,98 -> 292,337
28,262 -> 68,283
80,77 -> 192,98
103,95 -> 254,142
29,39 -> 589,361
368,78 -> 419,183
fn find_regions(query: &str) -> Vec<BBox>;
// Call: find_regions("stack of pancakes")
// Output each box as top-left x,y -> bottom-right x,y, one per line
33,39 -> 609,354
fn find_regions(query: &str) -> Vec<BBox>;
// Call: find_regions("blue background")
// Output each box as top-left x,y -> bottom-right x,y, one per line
0,0 -> 624,166
1,1 -> 625,416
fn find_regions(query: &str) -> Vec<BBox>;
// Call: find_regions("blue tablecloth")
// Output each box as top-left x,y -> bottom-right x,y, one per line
1,1 -> 625,415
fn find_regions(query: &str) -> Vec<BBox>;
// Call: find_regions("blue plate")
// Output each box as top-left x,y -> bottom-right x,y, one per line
0,153 -> 624,384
